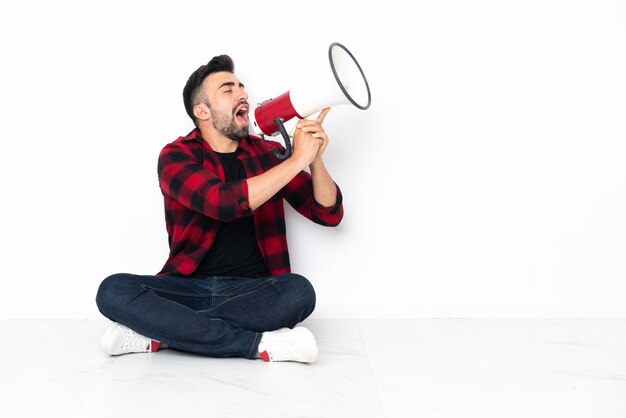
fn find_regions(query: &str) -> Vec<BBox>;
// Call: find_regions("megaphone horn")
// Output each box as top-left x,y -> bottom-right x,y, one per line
250,42 -> 372,160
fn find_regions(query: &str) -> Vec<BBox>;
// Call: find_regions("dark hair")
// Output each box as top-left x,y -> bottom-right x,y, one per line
183,55 -> 235,126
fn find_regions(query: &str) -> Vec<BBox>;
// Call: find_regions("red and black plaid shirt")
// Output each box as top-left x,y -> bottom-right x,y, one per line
156,128 -> 343,277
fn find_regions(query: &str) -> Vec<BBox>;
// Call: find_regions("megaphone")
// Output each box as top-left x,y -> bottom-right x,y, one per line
249,42 -> 371,160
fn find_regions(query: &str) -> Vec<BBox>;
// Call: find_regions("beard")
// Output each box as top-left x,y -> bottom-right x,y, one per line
209,106 -> 248,141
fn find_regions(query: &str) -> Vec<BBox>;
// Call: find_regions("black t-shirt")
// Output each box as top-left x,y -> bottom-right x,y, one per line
190,149 -> 270,278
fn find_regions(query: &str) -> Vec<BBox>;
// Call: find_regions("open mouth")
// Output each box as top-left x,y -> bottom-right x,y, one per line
235,104 -> 249,125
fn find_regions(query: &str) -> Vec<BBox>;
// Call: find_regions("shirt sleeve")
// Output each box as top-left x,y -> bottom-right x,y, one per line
157,142 -> 252,221
283,170 -> 344,226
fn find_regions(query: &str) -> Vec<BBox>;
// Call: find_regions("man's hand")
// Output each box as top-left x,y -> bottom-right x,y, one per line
292,108 -> 331,167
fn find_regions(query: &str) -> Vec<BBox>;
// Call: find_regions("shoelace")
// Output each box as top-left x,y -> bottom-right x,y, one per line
265,336 -> 296,361
121,328 -> 150,352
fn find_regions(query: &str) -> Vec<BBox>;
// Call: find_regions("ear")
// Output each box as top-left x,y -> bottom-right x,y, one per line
193,103 -> 211,122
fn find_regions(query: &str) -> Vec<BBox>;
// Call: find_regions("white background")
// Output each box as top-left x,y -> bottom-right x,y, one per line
1,0 -> 624,319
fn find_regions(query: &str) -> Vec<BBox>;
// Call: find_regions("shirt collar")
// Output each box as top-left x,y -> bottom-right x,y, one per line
180,128 -> 252,155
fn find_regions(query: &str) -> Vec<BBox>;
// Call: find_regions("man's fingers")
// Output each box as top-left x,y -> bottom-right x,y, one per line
316,107 -> 331,125
310,131 -> 327,139
296,108 -> 330,130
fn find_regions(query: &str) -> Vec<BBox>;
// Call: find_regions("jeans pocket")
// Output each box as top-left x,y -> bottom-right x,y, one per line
143,285 -> 214,311
204,277 -> 276,312
214,277 -> 276,297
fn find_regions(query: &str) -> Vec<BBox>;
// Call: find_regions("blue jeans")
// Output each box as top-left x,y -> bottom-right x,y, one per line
95,273 -> 316,359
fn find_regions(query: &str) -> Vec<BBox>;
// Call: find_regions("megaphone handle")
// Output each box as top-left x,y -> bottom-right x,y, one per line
271,117 -> 293,160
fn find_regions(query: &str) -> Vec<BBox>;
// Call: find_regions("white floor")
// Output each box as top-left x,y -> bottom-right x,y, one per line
1,319 -> 625,418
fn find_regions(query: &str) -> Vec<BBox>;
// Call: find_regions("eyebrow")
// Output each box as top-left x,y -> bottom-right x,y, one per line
219,81 -> 245,90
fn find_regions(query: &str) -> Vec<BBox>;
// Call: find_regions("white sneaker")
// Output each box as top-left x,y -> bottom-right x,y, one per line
99,322 -> 160,356
257,326 -> 318,363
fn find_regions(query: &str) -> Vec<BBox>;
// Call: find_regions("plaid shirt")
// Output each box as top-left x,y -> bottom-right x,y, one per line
157,128 -> 343,277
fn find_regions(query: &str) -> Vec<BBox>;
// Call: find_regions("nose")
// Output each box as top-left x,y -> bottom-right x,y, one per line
236,86 -> 248,103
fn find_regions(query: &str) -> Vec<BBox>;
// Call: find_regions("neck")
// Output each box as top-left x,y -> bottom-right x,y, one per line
198,125 -> 239,153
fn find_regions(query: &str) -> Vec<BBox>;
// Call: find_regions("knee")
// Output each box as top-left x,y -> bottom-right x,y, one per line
95,273 -> 136,317
283,273 -> 316,317
299,275 -> 316,312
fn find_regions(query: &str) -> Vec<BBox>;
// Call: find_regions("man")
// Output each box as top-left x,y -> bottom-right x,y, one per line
95,54 -> 343,363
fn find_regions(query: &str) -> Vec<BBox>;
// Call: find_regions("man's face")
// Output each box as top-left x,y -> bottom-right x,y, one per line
203,71 -> 249,141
